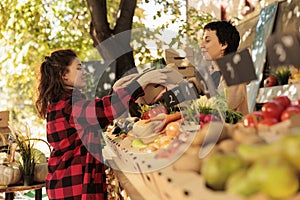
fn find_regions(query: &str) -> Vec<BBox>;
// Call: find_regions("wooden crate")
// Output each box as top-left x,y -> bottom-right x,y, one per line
0,111 -> 9,148
0,111 -> 9,128
164,48 -> 196,79
147,166 -> 243,200
256,84 -> 300,103
168,63 -> 195,79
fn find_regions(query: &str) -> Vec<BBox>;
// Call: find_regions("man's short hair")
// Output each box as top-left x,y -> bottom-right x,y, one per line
204,21 -> 240,55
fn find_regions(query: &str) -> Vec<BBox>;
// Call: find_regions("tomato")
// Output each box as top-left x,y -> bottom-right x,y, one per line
141,105 -> 168,120
261,100 -> 285,120
258,117 -> 279,126
264,76 -> 277,87
243,111 -> 264,128
280,106 -> 300,121
273,95 -> 291,108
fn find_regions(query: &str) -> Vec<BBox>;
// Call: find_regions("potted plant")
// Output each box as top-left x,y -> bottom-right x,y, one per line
9,125 -> 36,186
9,125 -> 44,186
9,124 -> 50,186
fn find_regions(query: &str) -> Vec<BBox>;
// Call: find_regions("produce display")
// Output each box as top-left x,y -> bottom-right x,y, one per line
104,94 -> 300,200
244,95 -> 300,128
173,95 -> 300,200
105,96 -> 242,154
103,94 -> 243,173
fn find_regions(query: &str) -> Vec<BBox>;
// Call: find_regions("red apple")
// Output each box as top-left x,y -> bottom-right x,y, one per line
243,111 -> 264,128
273,95 -> 291,108
264,76 -> 277,87
261,100 -> 285,120
281,106 -> 300,121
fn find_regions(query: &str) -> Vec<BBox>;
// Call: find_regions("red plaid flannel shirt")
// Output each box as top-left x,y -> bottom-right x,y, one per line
46,81 -> 144,200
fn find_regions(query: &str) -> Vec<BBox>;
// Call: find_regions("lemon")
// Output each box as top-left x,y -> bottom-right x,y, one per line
293,73 -> 300,79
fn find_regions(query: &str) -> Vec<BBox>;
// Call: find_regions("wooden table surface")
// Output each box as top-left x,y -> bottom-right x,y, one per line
0,183 -> 46,200
0,183 -> 45,193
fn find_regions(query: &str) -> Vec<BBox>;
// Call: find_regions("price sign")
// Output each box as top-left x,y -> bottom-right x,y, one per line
215,49 -> 257,86
197,70 -> 216,97
178,81 -> 198,101
163,81 -> 198,107
266,33 -> 300,67
163,87 -> 182,107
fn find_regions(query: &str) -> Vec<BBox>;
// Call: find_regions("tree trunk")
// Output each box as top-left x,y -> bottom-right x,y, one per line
86,0 -> 138,80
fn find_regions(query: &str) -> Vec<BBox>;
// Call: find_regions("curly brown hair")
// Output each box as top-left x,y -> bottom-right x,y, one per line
35,49 -> 77,118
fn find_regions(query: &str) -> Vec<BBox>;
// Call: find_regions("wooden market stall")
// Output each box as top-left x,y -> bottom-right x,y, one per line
105,0 -> 300,199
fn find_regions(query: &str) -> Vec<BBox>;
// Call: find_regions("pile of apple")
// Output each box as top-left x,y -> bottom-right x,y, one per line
198,95 -> 300,199
243,95 -> 300,128
201,131 -> 300,199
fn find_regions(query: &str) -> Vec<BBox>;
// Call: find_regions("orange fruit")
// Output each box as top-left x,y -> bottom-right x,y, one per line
165,122 -> 180,137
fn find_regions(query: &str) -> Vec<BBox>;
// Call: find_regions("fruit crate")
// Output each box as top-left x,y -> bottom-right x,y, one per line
141,165 -> 243,200
106,120 -> 300,200
256,83 -> 300,104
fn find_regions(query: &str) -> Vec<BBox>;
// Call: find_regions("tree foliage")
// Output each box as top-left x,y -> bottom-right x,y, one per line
0,0 -> 214,133
0,0 -> 95,127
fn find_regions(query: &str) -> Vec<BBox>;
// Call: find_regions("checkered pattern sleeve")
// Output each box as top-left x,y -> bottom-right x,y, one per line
72,80 -> 144,129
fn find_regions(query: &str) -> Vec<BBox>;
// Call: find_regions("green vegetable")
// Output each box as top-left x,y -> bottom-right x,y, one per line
187,95 -> 243,124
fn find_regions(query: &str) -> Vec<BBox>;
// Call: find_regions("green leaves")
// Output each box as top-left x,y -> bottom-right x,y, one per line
0,0 -> 95,126
0,0 -> 217,134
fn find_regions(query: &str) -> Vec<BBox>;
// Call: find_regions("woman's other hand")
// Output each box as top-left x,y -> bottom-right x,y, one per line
112,73 -> 139,90
136,68 -> 172,88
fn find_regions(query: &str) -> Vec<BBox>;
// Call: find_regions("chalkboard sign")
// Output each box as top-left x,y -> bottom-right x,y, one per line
267,33 -> 300,67
215,49 -> 258,86
163,81 -> 198,107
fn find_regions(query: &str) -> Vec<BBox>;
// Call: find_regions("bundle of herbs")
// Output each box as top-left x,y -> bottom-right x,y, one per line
187,95 -> 243,124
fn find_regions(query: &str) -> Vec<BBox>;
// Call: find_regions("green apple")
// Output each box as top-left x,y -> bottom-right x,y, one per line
282,133 -> 300,171
131,138 -> 147,148
226,168 -> 259,197
247,157 -> 299,199
236,142 -> 283,163
201,152 -> 246,190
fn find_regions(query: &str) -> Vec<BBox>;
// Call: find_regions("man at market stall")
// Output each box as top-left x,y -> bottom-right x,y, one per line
35,49 -> 172,200
201,20 -> 249,115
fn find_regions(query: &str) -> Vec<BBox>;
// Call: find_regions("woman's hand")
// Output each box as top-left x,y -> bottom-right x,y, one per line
112,73 -> 139,90
136,68 -> 173,88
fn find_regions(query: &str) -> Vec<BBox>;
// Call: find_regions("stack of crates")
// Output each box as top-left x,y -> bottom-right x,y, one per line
0,111 -> 10,151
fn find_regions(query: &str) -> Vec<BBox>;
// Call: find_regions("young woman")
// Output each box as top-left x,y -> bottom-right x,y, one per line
35,49 -> 171,199
201,21 -> 249,115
